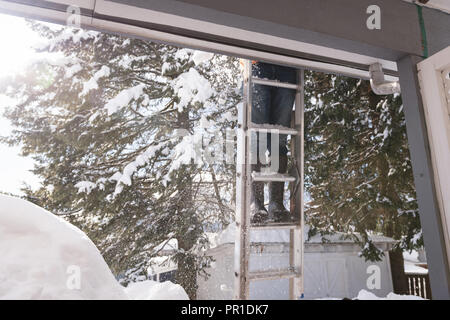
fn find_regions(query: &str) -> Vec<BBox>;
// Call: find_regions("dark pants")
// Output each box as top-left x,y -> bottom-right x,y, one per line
251,62 -> 297,157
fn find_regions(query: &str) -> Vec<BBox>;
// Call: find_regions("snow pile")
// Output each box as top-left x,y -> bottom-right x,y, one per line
355,289 -> 424,300
318,289 -> 425,300
0,195 -> 127,299
192,51 -> 214,65
124,280 -> 189,300
0,195 -> 191,300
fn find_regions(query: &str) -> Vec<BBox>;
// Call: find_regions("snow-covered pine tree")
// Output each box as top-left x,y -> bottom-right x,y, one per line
303,71 -> 421,293
0,22 -> 241,298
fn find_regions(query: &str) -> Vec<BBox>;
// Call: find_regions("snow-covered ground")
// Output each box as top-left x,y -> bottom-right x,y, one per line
124,280 -> 188,300
0,195 -> 187,300
354,289 -> 424,300
317,289 -> 424,300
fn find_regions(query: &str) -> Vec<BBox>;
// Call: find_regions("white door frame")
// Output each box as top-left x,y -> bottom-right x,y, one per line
417,46 -> 450,268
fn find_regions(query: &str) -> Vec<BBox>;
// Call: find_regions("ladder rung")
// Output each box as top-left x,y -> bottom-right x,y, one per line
251,172 -> 296,182
252,77 -> 300,90
248,124 -> 298,135
251,222 -> 301,230
249,268 -> 301,281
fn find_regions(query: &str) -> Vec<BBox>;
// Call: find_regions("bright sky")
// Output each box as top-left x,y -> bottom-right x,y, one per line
0,13 -> 42,195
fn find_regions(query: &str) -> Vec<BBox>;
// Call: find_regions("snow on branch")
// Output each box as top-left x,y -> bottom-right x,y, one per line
111,142 -> 169,196
80,66 -> 111,96
171,68 -> 215,112
104,84 -> 145,115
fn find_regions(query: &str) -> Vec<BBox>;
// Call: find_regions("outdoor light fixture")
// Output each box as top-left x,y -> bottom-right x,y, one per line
369,63 -> 402,95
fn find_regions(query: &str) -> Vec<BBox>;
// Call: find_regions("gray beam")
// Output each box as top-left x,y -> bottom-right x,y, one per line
3,1 -> 450,61
109,0 -> 425,59
397,55 -> 450,300
423,6 -> 450,56
174,0 -> 422,54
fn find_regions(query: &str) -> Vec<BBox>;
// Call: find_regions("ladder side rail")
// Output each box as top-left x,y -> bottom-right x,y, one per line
243,60 -> 254,300
233,60 -> 253,300
289,69 -> 305,300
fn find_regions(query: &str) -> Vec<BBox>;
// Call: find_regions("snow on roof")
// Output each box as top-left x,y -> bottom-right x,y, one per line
404,262 -> 428,274
147,256 -> 177,275
403,250 -> 428,274
153,238 -> 178,252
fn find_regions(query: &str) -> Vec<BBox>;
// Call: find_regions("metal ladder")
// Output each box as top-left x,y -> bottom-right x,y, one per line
234,60 -> 305,300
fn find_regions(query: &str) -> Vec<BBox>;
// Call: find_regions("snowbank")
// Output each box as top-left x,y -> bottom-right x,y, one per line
316,289 -> 425,300
0,195 -> 127,299
124,280 -> 189,300
355,289 -> 424,300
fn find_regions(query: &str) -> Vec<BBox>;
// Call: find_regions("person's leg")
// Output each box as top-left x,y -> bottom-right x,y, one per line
267,64 -> 296,156
250,63 -> 272,223
251,63 -> 272,126
268,65 -> 297,222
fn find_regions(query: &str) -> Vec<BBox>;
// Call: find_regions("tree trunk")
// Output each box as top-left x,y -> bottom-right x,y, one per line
389,247 -> 409,294
176,238 -> 198,300
173,108 -> 198,300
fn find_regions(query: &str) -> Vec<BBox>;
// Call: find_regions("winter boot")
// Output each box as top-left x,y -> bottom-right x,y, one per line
250,163 -> 269,224
268,154 -> 294,222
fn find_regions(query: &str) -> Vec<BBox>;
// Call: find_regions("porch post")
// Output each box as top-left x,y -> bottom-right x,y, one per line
397,55 -> 450,299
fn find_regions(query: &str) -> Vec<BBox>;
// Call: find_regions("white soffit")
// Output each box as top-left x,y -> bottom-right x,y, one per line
93,0 -> 398,74
0,0 -> 398,80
